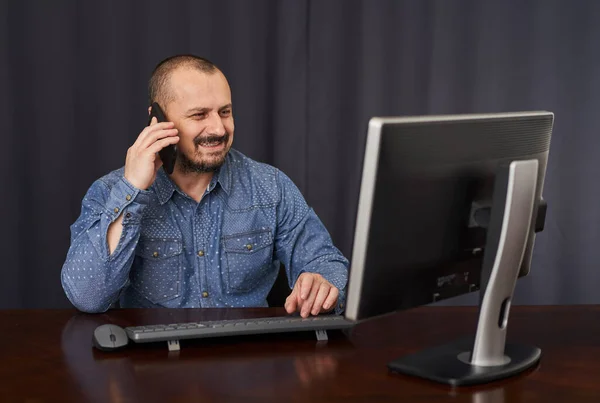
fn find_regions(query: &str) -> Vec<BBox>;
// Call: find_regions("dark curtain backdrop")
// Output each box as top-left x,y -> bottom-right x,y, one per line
1,0 -> 598,309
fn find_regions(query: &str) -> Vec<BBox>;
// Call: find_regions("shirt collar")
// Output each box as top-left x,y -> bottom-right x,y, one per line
154,153 -> 232,205
154,168 -> 177,205
215,153 -> 232,195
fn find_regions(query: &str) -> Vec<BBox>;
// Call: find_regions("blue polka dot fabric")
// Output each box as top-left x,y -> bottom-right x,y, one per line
61,149 -> 349,314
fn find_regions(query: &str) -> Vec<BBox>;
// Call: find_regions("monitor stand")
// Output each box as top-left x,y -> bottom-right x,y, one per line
388,159 -> 541,386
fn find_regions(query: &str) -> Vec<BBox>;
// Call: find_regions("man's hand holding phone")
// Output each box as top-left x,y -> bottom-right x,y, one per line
123,116 -> 179,190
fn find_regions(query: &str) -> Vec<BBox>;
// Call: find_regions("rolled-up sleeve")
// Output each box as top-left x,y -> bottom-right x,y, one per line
61,176 -> 151,313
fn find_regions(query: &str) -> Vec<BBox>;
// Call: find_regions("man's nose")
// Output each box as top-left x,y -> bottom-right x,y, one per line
206,112 -> 226,135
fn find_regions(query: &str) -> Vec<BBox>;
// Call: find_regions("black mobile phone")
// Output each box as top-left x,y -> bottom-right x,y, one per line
148,102 -> 177,174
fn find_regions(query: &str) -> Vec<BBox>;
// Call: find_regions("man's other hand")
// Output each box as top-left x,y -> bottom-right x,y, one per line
285,273 -> 339,318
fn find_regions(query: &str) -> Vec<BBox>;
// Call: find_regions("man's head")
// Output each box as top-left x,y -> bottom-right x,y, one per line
148,55 -> 234,174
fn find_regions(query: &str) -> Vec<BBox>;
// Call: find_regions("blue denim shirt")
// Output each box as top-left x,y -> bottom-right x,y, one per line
61,149 -> 349,313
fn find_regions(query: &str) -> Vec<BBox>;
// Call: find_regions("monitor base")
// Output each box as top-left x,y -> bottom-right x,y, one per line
387,337 -> 540,386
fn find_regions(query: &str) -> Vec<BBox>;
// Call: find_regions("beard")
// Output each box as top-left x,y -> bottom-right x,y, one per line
177,132 -> 231,174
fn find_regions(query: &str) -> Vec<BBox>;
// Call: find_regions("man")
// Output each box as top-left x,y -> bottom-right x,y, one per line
61,55 -> 348,317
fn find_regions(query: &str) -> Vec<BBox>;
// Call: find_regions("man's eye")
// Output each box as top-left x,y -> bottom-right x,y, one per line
193,113 -> 206,118
220,110 -> 231,116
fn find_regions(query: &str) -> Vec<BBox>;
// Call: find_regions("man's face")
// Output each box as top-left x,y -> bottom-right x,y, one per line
165,68 -> 234,173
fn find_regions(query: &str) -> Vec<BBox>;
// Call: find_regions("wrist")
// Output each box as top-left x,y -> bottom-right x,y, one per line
123,174 -> 148,191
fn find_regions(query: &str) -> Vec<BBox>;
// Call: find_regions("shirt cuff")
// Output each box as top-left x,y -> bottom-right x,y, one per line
310,262 -> 348,293
334,288 -> 347,315
105,176 -> 152,223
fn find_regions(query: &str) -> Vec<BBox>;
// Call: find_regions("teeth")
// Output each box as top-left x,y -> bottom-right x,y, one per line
201,141 -> 221,147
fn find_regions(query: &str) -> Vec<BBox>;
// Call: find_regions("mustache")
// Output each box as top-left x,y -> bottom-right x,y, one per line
193,133 -> 230,146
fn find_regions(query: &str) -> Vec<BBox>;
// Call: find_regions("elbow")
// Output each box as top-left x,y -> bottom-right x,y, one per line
71,298 -> 111,314
65,289 -> 111,313
61,274 -> 112,314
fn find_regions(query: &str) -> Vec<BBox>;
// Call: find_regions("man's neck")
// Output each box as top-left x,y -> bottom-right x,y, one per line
169,168 -> 214,203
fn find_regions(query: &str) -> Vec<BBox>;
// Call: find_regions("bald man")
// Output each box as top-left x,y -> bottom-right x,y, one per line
61,55 -> 348,317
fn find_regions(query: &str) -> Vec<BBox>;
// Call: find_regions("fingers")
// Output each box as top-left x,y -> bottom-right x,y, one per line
123,116 -> 179,191
312,283 -> 331,316
300,274 -> 314,300
323,287 -> 339,311
301,282 -> 321,318
136,121 -> 176,146
147,136 -> 180,155
285,289 -> 298,314
144,121 -> 175,133
140,127 -> 178,150
287,274 -> 339,317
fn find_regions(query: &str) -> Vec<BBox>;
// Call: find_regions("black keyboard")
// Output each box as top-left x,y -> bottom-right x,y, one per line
126,315 -> 353,344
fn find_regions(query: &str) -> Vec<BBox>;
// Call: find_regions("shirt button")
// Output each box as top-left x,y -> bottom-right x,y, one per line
114,207 -> 119,213
202,291 -> 209,298
152,251 -> 159,258
339,303 -> 344,309
197,250 -> 204,257
126,194 -> 132,201
125,213 -> 132,219
246,244 -> 253,251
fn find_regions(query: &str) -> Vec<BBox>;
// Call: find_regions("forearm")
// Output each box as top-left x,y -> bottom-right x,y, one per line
275,171 -> 349,314
280,214 -> 349,313
61,221 -> 138,313
61,177 -> 150,313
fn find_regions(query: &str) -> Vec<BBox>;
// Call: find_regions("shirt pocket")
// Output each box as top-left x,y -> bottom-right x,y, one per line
131,237 -> 183,304
222,229 -> 274,293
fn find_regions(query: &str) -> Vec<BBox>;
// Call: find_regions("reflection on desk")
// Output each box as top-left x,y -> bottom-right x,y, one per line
1,306 -> 599,402
61,309 -> 353,402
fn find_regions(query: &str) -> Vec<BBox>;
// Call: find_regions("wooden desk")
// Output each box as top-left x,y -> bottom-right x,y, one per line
1,306 -> 599,402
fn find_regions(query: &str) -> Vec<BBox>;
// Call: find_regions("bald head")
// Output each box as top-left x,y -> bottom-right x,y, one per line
148,55 -> 220,107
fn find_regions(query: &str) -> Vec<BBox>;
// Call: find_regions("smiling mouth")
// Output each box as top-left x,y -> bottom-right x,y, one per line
195,134 -> 229,150
198,140 -> 224,148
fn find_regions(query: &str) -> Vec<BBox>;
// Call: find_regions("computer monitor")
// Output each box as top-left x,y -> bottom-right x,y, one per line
344,111 -> 554,386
